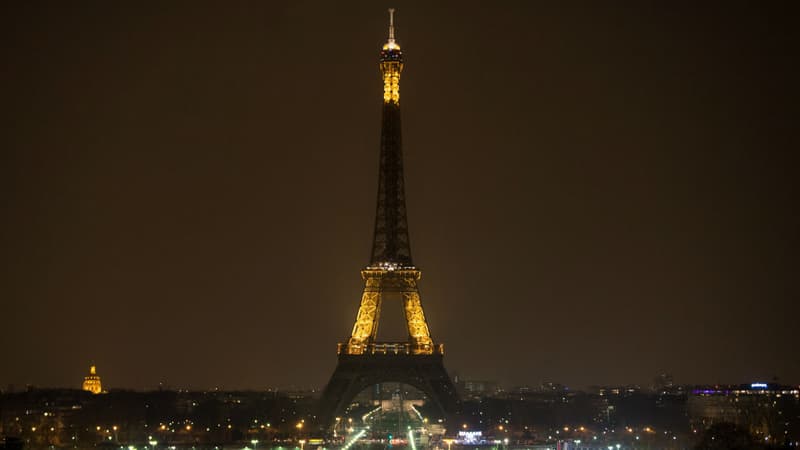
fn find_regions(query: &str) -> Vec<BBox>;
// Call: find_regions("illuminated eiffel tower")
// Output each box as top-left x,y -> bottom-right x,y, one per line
317,9 -> 459,428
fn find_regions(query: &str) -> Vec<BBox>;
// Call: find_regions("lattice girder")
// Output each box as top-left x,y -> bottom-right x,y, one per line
403,290 -> 434,353
345,269 -> 434,355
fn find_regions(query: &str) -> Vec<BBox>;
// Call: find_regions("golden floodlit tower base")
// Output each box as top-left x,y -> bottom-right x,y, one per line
345,268 -> 436,356
318,9 -> 459,430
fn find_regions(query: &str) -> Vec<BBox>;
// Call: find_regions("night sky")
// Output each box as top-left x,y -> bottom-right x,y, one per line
2,2 -> 798,391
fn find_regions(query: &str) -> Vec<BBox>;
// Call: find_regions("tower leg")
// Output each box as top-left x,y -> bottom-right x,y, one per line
402,288 -> 433,353
347,276 -> 383,354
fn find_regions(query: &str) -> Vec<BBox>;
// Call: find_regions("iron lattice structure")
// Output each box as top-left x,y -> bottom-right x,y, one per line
370,100 -> 412,267
318,10 -> 459,429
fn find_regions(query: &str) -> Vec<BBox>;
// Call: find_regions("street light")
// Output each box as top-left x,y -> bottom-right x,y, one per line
299,439 -> 306,450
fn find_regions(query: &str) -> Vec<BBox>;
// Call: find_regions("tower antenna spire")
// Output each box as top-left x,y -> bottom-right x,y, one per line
388,8 -> 396,43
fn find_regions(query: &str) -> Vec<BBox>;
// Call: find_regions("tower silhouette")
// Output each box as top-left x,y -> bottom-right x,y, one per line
317,9 -> 459,429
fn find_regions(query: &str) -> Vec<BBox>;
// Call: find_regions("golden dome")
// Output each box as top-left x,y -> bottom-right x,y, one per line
82,365 -> 103,394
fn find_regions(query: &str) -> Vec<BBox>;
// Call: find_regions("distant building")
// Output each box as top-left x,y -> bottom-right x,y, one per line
539,381 -> 569,393
688,383 -> 800,446
590,385 -> 642,397
81,365 -> 102,394
454,377 -> 499,400
652,373 -> 674,392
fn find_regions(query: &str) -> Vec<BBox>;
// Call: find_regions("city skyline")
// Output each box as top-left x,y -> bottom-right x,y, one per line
2,2 -> 798,391
20,363 -> 797,393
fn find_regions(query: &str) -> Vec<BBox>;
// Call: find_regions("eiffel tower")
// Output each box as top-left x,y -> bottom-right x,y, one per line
317,9 -> 459,429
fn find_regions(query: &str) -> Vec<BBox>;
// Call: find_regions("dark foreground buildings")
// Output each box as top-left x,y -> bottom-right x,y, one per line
0,387 -> 315,449
2,381 -> 799,449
